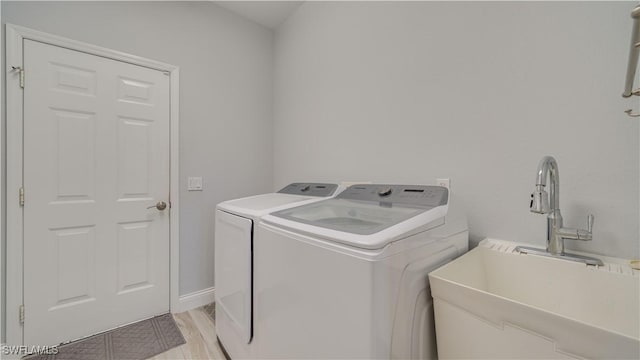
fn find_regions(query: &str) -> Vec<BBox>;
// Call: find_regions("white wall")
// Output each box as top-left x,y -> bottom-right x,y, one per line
1,1 -> 274,298
274,1 -> 639,258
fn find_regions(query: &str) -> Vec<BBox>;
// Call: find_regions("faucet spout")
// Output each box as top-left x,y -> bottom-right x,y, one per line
523,156 -> 600,265
531,156 -> 564,254
534,156 -> 560,213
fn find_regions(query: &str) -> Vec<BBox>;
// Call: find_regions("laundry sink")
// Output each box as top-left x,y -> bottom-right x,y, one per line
429,238 -> 640,359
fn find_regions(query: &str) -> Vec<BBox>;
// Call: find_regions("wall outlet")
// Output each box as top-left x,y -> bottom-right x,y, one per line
436,178 -> 451,190
188,177 -> 203,191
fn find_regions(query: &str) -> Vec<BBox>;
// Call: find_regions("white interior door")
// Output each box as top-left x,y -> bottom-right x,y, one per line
22,39 -> 170,346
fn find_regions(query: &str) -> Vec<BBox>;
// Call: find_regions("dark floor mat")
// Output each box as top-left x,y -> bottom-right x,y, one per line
25,313 -> 185,360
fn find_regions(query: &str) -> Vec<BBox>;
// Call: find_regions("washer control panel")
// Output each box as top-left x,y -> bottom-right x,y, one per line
278,183 -> 339,197
337,184 -> 448,207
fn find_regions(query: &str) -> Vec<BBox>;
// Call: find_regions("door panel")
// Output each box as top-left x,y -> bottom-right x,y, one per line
53,109 -> 96,200
118,118 -> 152,197
117,221 -> 153,294
23,39 -> 170,346
50,226 -> 96,309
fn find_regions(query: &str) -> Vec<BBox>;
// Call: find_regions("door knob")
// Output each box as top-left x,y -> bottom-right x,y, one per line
147,201 -> 167,211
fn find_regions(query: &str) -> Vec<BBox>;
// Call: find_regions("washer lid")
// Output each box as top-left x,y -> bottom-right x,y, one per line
271,198 -> 431,235
262,202 -> 447,249
265,185 -> 449,248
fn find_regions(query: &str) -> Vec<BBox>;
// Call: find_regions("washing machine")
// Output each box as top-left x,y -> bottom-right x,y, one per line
253,184 -> 468,359
214,183 -> 342,359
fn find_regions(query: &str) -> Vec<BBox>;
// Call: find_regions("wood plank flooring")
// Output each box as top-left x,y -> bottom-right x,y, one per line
149,307 -> 225,360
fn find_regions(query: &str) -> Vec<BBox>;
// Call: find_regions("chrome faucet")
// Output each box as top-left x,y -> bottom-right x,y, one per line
517,156 -> 603,266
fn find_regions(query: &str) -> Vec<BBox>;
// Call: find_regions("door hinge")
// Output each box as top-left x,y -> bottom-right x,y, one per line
19,187 -> 25,207
12,66 -> 24,88
19,305 -> 25,325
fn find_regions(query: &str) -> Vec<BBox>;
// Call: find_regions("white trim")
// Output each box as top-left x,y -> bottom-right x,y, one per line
6,24 -> 24,347
178,287 -> 215,313
169,69 -> 181,313
0,4 -> 4,345
4,24 -> 180,345
7,25 -> 176,72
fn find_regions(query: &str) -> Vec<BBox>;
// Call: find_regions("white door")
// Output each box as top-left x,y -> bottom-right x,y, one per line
22,39 -> 170,346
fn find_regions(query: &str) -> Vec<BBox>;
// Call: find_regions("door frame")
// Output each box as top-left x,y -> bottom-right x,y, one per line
4,24 -> 181,346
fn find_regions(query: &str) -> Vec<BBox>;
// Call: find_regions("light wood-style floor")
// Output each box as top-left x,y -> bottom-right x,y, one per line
149,307 -> 226,360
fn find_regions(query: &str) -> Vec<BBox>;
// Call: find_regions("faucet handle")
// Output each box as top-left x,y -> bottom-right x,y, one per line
559,215 -> 595,242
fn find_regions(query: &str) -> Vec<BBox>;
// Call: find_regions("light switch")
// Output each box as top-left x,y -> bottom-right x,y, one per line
188,177 -> 203,191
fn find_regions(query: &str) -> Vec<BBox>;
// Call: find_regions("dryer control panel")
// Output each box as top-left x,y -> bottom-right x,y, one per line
337,184 -> 448,207
278,183 -> 339,197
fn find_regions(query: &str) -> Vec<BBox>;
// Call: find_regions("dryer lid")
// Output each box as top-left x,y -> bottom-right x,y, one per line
220,193 -> 314,213
217,183 -> 341,218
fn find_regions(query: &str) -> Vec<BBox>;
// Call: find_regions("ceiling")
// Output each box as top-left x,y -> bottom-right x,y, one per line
215,1 -> 304,29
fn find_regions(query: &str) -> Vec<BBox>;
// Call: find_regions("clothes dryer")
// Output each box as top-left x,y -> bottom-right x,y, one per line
214,183 -> 341,359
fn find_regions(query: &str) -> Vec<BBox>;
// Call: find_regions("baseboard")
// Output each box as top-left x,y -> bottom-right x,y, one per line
177,287 -> 215,313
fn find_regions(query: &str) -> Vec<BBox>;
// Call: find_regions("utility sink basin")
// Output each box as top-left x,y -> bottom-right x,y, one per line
429,238 -> 640,359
